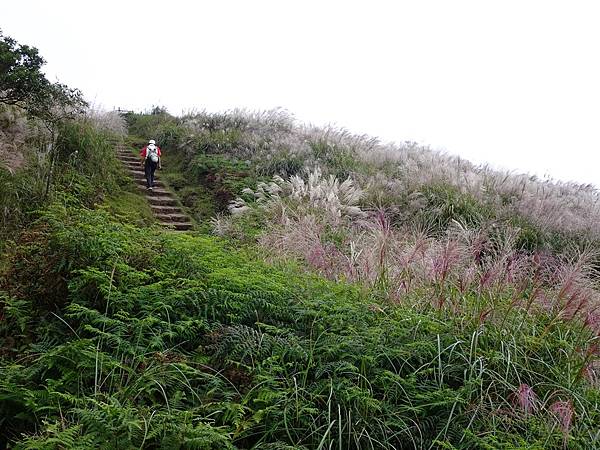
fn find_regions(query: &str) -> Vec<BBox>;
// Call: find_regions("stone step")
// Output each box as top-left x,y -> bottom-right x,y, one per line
130,173 -> 148,179
150,205 -> 182,215
132,173 -> 160,180
155,213 -> 189,223
134,178 -> 165,188
159,222 -> 193,231
116,151 -> 192,230
146,196 -> 178,206
138,186 -> 169,195
129,171 -> 167,187
129,167 -> 163,174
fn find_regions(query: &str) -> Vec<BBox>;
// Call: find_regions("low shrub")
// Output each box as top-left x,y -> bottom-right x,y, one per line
0,115 -> 124,246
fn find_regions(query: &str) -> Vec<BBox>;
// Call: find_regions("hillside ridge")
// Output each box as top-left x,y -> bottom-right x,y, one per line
2,28 -> 596,447
0,109 -> 599,449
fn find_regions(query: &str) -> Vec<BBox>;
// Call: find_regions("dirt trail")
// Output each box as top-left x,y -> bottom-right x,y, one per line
115,144 -> 194,231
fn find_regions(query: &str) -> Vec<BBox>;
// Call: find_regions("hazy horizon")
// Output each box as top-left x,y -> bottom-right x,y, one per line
3,0 -> 600,187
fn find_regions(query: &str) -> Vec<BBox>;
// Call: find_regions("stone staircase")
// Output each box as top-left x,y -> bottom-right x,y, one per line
116,145 -> 194,231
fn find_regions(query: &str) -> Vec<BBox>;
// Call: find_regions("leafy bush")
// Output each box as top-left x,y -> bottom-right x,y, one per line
125,110 -> 177,141
0,116 -> 124,247
0,29 -> 86,121
54,120 -> 121,192
0,165 -> 45,237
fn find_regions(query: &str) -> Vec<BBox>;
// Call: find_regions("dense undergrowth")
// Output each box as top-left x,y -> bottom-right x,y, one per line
0,108 -> 128,247
125,108 -> 600,255
2,203 -> 599,449
0,107 -> 598,448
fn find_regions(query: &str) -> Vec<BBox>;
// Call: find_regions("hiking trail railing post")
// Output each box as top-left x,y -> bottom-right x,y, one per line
114,107 -> 134,116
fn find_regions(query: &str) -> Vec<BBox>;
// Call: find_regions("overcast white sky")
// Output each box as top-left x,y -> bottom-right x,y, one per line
4,0 -> 600,186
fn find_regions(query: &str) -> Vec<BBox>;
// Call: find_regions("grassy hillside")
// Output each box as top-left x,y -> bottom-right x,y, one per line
0,106 -> 598,449
126,109 -> 600,253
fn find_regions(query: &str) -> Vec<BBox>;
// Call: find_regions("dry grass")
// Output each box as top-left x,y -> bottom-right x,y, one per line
179,109 -> 600,240
222,165 -> 600,359
86,109 -> 127,135
187,109 -> 600,350
0,105 -> 29,172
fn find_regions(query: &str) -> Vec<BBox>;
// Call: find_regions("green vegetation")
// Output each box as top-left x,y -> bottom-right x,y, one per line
0,29 -> 84,121
0,109 -> 597,449
414,183 -> 493,234
1,35 -> 599,449
103,190 -> 155,226
2,202 -> 598,448
125,111 -> 269,223
0,116 -> 125,246
0,31 -> 120,245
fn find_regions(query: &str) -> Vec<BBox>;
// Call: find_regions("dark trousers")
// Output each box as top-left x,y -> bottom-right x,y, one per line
144,159 -> 158,188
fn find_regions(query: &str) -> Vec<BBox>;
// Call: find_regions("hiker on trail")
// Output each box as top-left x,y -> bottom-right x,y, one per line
140,139 -> 162,190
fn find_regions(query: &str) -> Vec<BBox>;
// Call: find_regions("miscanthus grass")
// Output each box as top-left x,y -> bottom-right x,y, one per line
221,167 -> 600,445
51,108 -> 596,448
174,108 -> 600,240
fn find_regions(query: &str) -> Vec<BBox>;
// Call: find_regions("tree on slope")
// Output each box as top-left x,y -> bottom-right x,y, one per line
0,28 -> 86,121
0,29 -> 88,196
